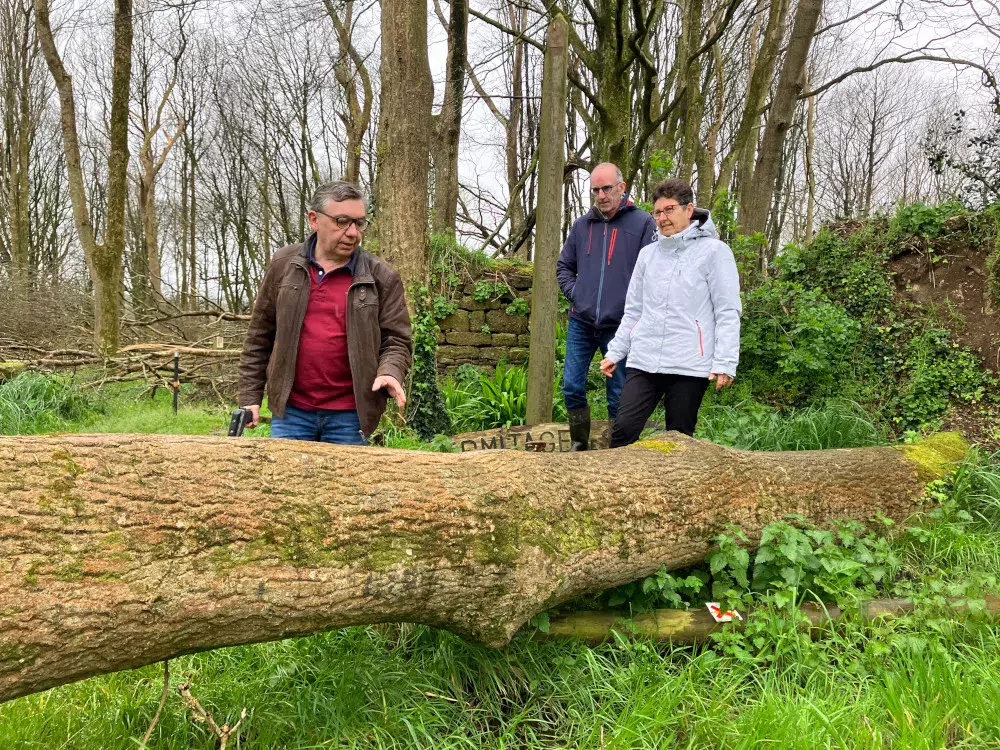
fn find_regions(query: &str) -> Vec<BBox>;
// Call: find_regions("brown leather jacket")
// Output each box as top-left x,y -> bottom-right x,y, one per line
238,240 -> 412,437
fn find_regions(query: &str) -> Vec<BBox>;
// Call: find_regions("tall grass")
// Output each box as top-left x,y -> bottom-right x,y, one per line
4,615 -> 1000,748
0,373 -> 237,437
0,372 -> 97,434
695,398 -> 887,450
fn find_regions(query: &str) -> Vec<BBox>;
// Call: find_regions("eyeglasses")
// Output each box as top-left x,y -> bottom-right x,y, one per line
652,203 -> 690,218
590,184 -> 621,196
315,209 -> 368,231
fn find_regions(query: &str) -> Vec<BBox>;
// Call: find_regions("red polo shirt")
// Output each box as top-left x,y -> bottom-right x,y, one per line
287,257 -> 357,412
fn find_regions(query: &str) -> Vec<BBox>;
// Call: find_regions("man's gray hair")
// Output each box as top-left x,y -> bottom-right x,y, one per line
309,180 -> 367,213
593,162 -> 624,183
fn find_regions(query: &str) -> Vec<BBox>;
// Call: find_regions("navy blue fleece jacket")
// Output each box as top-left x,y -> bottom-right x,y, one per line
556,197 -> 658,331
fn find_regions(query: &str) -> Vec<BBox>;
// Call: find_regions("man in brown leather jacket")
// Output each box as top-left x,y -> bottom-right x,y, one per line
238,181 -> 412,445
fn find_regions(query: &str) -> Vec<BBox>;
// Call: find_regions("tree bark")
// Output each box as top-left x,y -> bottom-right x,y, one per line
805,91 -> 817,239
0,430 -> 966,704
525,15 -> 568,425
677,0 -> 705,184
375,0 -> 433,294
1,0 -> 36,284
740,0 -> 823,235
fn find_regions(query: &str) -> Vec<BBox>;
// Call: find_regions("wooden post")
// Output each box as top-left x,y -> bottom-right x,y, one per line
525,14 -> 568,425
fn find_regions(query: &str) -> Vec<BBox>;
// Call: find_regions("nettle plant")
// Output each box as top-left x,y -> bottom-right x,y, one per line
472,280 -> 514,302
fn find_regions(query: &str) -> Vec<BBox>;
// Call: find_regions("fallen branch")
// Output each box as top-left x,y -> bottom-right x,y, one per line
138,661 -> 170,750
117,344 -> 241,358
539,595 -> 1000,644
130,310 -> 252,326
178,681 -> 247,750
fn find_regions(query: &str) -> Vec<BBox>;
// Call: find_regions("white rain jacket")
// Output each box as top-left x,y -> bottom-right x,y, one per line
605,209 -> 742,378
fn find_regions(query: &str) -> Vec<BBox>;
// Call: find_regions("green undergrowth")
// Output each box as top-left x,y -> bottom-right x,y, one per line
693,397 -> 887,450
734,201 -> 998,431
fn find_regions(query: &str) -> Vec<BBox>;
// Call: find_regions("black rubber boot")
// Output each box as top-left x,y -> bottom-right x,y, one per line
567,405 -> 591,451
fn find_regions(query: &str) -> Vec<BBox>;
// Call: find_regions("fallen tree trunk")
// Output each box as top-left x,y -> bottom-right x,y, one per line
540,595 -> 1000,645
0,431 -> 966,702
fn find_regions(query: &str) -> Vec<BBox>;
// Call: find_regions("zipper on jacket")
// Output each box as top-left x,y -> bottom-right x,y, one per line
607,228 -> 618,266
345,278 -> 376,437
595,224 -> 609,323
696,320 -> 704,357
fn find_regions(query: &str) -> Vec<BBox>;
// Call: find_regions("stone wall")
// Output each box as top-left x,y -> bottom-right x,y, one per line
435,270 -> 535,370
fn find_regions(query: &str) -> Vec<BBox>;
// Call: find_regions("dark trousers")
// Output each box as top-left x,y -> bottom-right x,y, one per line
610,369 -> 709,447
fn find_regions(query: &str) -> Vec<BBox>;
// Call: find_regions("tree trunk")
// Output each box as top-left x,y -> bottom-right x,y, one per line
507,1 -> 527,259
34,0 -> 132,356
0,430 -> 967,704
376,0 -> 433,294
740,0 -> 823,235
525,15 -> 568,425
715,0 -> 788,202
431,0 -> 467,234
677,0 -> 705,184
5,1 -> 34,285
138,172 -> 163,302
805,92 -> 816,239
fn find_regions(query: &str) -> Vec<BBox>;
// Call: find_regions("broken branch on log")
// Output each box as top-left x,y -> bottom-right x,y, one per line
539,595 -> 1000,645
0,431 -> 968,703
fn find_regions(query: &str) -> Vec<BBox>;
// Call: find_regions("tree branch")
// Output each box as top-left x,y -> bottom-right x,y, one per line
802,54 -> 1000,100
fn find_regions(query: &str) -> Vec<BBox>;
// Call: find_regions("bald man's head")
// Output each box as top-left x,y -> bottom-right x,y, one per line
590,163 -> 625,217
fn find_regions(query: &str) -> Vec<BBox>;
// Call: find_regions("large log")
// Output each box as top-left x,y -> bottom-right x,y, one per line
0,431 -> 967,703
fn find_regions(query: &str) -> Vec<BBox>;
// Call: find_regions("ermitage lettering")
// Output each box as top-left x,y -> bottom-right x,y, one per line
457,427 -> 605,452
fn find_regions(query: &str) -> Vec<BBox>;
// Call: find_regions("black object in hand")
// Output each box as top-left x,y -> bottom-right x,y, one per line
228,408 -> 251,437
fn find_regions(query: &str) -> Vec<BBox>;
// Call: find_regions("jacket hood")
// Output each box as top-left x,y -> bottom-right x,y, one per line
657,207 -> 718,246
587,195 -> 638,222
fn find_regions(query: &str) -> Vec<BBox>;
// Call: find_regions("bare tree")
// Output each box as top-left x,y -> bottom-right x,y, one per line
35,0 -> 134,355
323,0 -> 373,184
0,0 -> 40,284
129,1 -> 190,307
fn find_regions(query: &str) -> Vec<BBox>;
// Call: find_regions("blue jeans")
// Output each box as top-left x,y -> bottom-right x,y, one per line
562,318 -> 626,420
271,405 -> 366,445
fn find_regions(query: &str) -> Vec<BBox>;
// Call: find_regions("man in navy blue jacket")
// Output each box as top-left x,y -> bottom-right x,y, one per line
556,162 -> 658,450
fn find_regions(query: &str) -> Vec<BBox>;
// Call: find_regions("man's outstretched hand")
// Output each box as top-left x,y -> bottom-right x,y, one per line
372,375 -> 406,409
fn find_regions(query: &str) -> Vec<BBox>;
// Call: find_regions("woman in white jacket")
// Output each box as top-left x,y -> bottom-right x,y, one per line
599,179 -> 742,447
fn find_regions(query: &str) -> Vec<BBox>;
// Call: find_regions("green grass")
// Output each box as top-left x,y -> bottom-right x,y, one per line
694,398 -> 887,451
4,615 -> 1000,748
0,372 -> 96,434
79,388 -> 238,435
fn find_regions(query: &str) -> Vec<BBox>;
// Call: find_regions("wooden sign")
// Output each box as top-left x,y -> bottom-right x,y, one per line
451,421 -> 611,452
